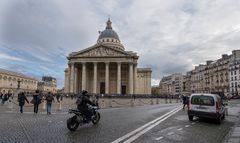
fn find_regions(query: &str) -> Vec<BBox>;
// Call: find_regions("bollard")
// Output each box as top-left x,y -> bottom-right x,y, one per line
42,101 -> 46,110
169,98 -> 172,103
8,99 -> 14,110
165,98 -> 168,104
225,107 -> 228,116
131,99 -> 134,107
150,99 -> 153,105
109,99 -> 112,107
58,101 -> 62,110
156,98 -> 159,104
101,99 -> 105,108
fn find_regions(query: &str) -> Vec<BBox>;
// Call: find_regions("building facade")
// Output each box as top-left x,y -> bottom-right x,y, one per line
0,68 -> 38,94
38,76 -> 57,94
190,54 -> 231,95
229,50 -> 240,95
64,19 -> 152,95
159,73 -> 184,96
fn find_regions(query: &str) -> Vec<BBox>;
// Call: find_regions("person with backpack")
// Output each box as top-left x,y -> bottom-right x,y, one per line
182,95 -> 189,110
18,92 -> 29,113
32,90 -> 41,114
1,91 -> 8,105
45,92 -> 54,115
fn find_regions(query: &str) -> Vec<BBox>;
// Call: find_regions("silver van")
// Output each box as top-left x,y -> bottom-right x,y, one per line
188,93 -> 225,124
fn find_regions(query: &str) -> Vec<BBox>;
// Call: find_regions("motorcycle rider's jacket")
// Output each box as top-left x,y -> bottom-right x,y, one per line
77,95 -> 96,111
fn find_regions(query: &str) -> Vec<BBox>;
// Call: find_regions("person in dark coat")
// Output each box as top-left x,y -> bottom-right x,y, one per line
45,92 -> 54,114
77,90 -> 96,123
32,90 -> 41,114
18,92 -> 29,113
182,95 -> 189,109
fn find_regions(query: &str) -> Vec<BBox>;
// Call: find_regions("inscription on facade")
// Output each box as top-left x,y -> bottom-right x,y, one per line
81,47 -> 125,57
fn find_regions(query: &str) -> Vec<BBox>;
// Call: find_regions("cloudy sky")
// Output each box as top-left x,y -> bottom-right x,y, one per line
0,0 -> 240,88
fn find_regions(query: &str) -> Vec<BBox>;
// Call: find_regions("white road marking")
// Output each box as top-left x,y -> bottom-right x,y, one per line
191,122 -> 195,125
48,120 -> 52,123
111,106 -> 181,143
122,108 -> 182,143
185,125 -> 190,128
177,128 -> 183,131
167,132 -> 174,135
155,136 -> 163,141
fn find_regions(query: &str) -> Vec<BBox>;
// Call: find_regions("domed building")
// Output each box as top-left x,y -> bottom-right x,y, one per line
64,19 -> 151,95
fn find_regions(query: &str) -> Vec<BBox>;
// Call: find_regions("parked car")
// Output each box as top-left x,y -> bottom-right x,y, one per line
188,93 -> 225,124
229,95 -> 240,100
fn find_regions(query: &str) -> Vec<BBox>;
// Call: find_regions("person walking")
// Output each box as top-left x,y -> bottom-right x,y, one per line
32,90 -> 41,114
182,95 -> 189,110
18,92 -> 29,113
0,92 -> 3,102
45,92 -> 54,115
1,91 -> 8,105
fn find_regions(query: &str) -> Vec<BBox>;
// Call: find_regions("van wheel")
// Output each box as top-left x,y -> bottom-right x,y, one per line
188,115 -> 193,121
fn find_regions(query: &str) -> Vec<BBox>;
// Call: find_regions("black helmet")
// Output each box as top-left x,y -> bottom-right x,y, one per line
81,90 -> 88,95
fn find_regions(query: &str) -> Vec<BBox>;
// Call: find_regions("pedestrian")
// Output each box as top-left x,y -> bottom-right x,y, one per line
31,90 -> 41,114
56,93 -> 60,102
2,91 -> 8,105
18,92 -> 29,113
0,91 -> 3,101
45,92 -> 54,114
182,95 -> 189,110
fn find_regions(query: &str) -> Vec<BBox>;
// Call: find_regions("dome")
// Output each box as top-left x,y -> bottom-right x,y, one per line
98,29 -> 119,40
97,18 -> 124,51
98,18 -> 120,41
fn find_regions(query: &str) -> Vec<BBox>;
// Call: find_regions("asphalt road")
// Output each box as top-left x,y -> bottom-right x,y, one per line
0,100 -> 239,143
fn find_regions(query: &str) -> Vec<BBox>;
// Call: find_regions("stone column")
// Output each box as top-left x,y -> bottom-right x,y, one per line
133,63 -> 137,94
129,63 -> 133,94
117,62 -> 121,94
74,66 -> 78,94
93,62 -> 97,94
70,63 -> 75,93
105,62 -> 109,94
82,62 -> 86,91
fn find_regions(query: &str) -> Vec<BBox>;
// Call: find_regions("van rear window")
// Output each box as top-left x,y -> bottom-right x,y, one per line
191,95 -> 214,106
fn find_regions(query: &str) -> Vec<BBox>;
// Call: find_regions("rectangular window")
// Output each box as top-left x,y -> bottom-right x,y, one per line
191,95 -> 214,106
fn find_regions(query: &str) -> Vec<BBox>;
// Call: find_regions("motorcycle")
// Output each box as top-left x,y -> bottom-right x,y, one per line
67,106 -> 101,131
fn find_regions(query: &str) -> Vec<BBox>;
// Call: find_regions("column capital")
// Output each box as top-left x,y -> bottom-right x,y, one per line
93,62 -> 98,65
105,62 -> 110,65
81,62 -> 86,65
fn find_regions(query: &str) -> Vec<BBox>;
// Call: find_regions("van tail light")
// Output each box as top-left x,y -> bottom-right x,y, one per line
188,98 -> 190,111
216,102 -> 219,113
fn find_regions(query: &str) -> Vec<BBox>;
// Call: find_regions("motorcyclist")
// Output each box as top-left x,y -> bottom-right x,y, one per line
76,90 -> 96,123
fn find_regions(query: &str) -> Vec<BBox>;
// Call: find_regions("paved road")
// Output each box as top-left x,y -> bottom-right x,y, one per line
0,100 -> 239,143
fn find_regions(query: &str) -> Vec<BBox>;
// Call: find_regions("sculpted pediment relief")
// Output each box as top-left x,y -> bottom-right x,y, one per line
77,47 -> 127,57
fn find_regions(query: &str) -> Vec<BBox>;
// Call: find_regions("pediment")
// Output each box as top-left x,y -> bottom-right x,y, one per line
71,46 -> 130,57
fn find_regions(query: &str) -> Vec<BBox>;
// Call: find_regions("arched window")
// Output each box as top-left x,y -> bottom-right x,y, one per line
107,39 -> 109,42
8,77 -> 12,81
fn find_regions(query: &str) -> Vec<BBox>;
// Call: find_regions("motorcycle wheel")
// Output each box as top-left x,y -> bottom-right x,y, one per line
92,112 -> 101,125
67,116 -> 79,131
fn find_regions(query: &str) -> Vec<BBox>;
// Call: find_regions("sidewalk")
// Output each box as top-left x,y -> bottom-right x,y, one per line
224,100 -> 240,143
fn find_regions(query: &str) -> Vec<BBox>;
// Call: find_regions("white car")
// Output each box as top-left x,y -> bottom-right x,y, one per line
188,93 -> 225,124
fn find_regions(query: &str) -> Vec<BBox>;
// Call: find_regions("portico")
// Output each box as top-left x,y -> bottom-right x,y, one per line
64,19 -> 152,95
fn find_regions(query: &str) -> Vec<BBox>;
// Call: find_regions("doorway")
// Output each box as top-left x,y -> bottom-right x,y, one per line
100,82 -> 105,94
121,85 -> 126,95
